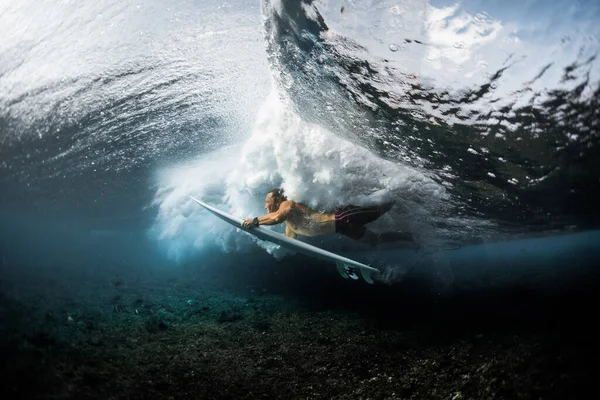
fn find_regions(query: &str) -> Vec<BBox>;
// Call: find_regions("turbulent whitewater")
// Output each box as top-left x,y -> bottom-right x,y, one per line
0,0 -> 598,265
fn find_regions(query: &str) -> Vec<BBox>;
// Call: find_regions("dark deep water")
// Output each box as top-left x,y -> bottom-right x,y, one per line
1,0 -> 599,398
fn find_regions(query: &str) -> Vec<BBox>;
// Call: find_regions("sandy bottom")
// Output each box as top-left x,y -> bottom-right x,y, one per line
1,261 -> 596,400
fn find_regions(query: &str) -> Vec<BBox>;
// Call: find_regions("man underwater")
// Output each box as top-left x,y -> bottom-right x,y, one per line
241,188 -> 414,246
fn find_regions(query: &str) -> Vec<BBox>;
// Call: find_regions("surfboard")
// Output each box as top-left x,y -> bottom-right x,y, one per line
190,196 -> 380,283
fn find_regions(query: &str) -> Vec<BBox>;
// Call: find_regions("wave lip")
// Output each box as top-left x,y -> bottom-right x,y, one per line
261,0 -> 600,233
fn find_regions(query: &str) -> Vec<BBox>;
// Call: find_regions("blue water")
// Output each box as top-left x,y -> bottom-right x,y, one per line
0,0 -> 599,303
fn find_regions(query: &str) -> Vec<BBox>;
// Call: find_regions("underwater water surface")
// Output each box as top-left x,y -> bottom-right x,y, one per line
1,0 -> 599,398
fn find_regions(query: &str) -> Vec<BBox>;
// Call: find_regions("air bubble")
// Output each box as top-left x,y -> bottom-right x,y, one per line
389,44 -> 399,52
389,5 -> 401,14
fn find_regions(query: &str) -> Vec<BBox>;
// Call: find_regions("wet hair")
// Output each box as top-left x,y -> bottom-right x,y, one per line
267,188 -> 287,201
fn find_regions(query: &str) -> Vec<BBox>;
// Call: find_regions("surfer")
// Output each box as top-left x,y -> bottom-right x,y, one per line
241,189 -> 414,246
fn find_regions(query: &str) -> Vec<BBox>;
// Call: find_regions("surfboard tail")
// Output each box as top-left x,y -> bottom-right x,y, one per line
336,262 -> 375,284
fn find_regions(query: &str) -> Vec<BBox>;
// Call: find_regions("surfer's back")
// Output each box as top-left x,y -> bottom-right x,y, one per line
284,201 -> 336,237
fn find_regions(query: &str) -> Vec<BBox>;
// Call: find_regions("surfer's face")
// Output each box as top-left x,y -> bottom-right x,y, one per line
265,193 -> 280,213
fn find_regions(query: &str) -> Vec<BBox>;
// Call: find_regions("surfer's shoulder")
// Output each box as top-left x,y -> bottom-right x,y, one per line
279,200 -> 294,212
279,200 -> 296,209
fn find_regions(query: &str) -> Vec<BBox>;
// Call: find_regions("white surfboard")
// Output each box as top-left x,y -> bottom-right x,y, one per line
190,196 -> 380,283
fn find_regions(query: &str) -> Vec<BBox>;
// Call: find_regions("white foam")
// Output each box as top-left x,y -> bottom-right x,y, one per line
151,90 -> 448,263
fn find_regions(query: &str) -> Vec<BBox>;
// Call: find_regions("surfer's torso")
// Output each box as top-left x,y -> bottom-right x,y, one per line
283,201 -> 336,237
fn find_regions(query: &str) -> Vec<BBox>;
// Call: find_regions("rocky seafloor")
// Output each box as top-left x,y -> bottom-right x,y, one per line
0,259 -> 597,400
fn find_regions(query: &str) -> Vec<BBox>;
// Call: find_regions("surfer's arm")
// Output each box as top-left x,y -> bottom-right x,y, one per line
242,202 -> 292,228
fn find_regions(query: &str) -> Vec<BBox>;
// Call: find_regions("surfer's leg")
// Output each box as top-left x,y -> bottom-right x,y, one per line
334,205 -> 369,238
357,229 -> 412,245
356,229 -> 382,247
335,203 -> 396,243
337,204 -> 387,228
377,231 -> 413,243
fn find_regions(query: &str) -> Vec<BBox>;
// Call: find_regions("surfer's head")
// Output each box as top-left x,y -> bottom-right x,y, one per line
265,188 -> 287,212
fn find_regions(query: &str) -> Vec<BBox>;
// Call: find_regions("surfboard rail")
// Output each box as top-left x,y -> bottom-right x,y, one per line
190,196 -> 379,283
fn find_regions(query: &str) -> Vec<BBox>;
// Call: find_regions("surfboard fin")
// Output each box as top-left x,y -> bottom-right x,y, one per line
337,262 -> 358,279
360,267 -> 374,284
336,262 -> 374,284
336,262 -> 349,279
